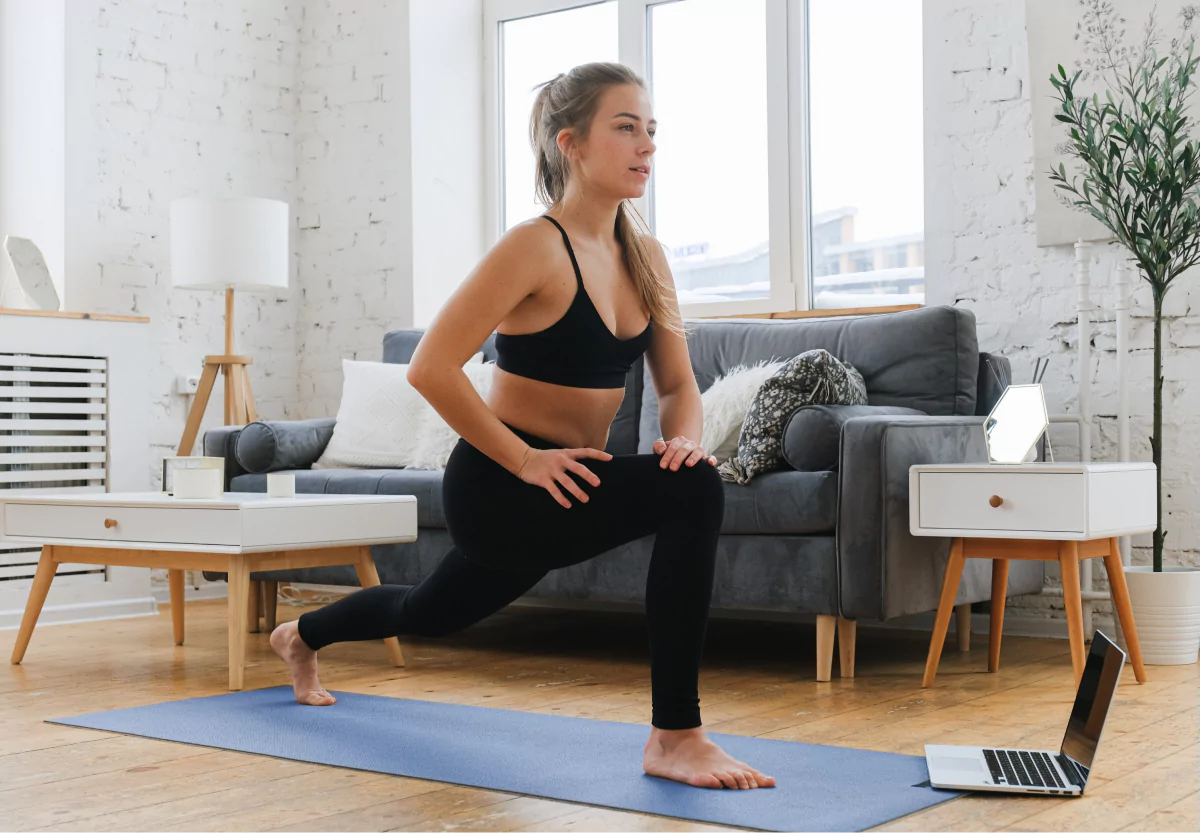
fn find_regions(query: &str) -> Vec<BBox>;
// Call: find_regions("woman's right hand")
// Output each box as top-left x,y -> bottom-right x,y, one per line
518,447 -> 612,508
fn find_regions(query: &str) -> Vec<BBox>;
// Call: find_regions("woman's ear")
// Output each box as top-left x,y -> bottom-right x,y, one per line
557,128 -> 581,163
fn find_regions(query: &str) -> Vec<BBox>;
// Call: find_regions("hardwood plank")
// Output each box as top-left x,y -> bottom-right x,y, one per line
265,785 -> 522,832
1120,791 -> 1201,832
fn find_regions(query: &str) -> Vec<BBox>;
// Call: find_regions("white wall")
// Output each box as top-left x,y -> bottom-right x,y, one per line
0,0 -> 66,304
925,0 -> 1199,628
410,0 -> 485,329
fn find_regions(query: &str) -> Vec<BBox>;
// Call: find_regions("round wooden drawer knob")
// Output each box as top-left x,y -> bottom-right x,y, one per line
988,495 -> 1004,508
104,518 -> 118,528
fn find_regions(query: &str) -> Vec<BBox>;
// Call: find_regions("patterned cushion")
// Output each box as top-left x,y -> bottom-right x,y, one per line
717,349 -> 868,485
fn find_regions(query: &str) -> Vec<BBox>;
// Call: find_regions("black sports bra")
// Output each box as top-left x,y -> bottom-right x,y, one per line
494,215 -> 653,389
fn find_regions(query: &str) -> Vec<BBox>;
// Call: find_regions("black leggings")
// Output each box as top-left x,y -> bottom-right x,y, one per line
297,420 -> 725,730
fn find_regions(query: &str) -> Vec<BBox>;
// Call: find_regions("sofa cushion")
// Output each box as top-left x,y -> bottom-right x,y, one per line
782,404 -> 927,472
382,328 -> 644,456
638,305 -> 979,452
234,418 -> 336,474
720,469 -> 837,533
231,464 -> 837,535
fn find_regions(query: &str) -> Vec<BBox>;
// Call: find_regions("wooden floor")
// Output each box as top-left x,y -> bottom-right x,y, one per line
2,598 -> 1197,832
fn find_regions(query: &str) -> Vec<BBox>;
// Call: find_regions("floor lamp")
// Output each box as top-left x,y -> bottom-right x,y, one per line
170,196 -> 289,634
170,196 -> 289,456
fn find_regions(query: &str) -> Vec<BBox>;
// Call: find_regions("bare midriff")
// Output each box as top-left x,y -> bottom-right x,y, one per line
485,368 -> 626,453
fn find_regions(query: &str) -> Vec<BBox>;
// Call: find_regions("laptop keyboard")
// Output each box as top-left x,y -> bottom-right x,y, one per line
982,749 -> 1067,789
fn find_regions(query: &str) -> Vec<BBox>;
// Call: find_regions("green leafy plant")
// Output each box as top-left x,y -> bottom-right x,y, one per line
1047,24 -> 1198,572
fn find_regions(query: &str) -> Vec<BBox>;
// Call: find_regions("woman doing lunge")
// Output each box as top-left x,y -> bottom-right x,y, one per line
270,62 -> 775,791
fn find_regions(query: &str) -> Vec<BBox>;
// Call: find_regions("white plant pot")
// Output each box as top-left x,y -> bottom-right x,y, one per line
1117,566 -> 1200,665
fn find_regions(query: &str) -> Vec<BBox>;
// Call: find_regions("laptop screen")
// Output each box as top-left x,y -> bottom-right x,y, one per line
1059,631 -> 1126,785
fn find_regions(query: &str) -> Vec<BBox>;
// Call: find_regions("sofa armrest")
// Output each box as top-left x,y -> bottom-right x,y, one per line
836,415 -> 995,621
235,418 -> 337,473
782,404 -> 927,472
202,425 -> 249,490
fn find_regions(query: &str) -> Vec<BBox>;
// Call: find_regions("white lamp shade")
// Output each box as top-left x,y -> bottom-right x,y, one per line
170,196 -> 289,291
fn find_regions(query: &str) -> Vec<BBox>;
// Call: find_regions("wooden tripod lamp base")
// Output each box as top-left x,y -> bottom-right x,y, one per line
176,287 -> 260,457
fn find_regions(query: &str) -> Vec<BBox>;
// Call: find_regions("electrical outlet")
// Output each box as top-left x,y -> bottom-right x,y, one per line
176,374 -> 201,395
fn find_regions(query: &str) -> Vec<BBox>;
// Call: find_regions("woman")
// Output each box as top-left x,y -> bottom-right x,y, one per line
271,62 -> 775,791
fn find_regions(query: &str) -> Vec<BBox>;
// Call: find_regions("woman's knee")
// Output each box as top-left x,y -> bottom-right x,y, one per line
660,459 -> 725,511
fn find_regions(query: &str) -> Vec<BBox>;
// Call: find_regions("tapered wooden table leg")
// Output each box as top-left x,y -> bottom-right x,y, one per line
11,547 -> 57,664
353,546 -> 405,667
1059,541 -> 1086,688
1103,537 -> 1147,683
923,538 -> 965,687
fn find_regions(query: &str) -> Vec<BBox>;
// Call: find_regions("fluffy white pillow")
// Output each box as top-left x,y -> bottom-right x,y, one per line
700,359 -> 787,463
313,353 -> 484,470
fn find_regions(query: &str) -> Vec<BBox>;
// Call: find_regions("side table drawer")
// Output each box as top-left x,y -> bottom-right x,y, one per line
917,471 -> 1085,533
4,502 -> 241,546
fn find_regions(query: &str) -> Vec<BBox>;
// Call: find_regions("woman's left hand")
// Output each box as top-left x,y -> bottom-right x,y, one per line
652,435 -> 718,470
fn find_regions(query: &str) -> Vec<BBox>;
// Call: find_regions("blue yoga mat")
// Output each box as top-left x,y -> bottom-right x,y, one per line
50,686 -> 962,832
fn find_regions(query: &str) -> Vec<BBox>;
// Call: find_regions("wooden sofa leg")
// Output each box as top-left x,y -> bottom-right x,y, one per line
837,617 -> 856,678
955,602 -> 971,651
248,579 -> 262,633
816,615 -> 836,682
263,581 -> 278,631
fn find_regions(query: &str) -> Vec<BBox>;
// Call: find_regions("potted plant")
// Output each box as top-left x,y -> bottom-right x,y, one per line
1047,10 -> 1198,664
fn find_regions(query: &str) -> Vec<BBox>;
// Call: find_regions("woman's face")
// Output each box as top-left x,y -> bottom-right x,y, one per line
561,83 -> 657,202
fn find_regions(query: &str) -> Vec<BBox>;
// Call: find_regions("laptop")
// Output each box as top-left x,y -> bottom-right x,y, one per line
925,629 -> 1127,796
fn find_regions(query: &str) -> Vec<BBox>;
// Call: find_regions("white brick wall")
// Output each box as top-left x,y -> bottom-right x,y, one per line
926,0 -> 1199,629
294,0 -> 413,419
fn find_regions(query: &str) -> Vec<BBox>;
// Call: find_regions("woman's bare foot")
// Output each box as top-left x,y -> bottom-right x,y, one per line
643,727 -> 776,789
269,620 -> 337,706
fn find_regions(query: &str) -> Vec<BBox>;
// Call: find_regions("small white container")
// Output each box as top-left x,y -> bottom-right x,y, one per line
174,467 -> 223,499
267,472 -> 296,498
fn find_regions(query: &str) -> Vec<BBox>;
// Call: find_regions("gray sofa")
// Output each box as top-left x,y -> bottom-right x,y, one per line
203,304 -> 1044,680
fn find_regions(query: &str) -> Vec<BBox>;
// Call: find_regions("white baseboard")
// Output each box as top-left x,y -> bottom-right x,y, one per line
0,596 -> 159,631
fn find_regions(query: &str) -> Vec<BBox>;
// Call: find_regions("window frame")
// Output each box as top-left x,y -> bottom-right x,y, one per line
482,0 -> 919,319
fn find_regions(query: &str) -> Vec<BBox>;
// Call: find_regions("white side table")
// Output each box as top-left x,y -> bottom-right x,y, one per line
3,491 -> 418,689
909,462 -> 1155,688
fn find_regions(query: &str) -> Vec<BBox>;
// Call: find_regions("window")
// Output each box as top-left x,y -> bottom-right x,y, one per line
484,0 -> 924,316
808,0 -> 924,309
648,0 -> 771,305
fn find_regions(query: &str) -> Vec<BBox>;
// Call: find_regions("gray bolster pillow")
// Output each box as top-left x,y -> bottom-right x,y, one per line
782,404 -> 927,472
234,418 -> 338,474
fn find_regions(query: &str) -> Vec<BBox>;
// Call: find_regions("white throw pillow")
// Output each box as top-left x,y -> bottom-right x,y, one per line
312,353 -> 484,470
700,359 -> 787,463
407,360 -> 496,470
